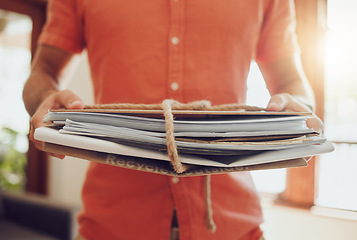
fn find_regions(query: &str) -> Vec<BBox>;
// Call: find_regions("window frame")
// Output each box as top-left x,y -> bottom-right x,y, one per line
0,0 -> 48,195
277,0 -> 327,208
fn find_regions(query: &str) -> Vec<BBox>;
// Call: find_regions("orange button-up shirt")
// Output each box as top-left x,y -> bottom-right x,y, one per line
39,0 -> 298,239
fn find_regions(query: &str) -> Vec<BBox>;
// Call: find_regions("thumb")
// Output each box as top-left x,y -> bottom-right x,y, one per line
67,99 -> 85,109
57,90 -> 85,110
266,94 -> 289,112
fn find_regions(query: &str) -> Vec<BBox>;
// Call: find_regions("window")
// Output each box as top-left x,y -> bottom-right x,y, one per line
316,0 -> 357,211
249,0 -> 357,213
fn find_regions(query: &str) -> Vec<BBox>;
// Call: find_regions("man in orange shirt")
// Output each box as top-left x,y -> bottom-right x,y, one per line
23,0 -> 320,239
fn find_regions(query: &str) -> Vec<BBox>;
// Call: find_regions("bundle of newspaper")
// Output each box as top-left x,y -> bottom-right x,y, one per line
34,108 -> 334,176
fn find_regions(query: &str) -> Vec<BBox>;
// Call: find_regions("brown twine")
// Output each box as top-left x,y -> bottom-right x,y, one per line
84,100 -> 211,110
205,175 -> 217,233
161,100 -> 186,174
204,103 -> 265,112
84,100 -> 265,112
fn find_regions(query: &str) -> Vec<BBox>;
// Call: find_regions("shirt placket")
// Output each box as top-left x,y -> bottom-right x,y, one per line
168,1 -> 194,238
169,176 -> 195,240
167,0 -> 185,101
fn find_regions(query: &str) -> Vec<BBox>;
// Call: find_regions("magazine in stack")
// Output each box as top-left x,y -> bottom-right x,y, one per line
34,107 -> 334,176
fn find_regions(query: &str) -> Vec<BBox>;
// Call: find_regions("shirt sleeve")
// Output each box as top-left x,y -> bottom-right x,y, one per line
255,0 -> 300,64
38,0 -> 85,53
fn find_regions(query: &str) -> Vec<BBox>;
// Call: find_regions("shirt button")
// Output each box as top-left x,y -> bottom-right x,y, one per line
171,82 -> 179,91
172,177 -> 180,184
171,36 -> 180,45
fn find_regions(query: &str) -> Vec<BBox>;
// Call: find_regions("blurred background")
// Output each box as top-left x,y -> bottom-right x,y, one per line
0,0 -> 356,239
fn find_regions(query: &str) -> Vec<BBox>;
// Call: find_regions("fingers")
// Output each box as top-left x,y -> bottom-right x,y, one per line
266,94 -> 289,112
306,113 -> 324,134
29,122 -> 65,159
29,122 -> 44,150
56,90 -> 85,110
266,93 -> 312,112
266,93 -> 324,133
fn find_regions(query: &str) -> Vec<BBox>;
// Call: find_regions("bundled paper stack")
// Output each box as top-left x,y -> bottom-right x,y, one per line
34,106 -> 334,176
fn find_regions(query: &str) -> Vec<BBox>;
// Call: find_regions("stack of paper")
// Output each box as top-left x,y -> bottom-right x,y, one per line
34,109 -> 334,176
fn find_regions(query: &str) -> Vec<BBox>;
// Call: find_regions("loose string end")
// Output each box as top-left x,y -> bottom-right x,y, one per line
205,175 -> 217,233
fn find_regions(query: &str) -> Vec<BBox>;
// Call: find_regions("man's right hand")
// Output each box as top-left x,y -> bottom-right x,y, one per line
29,90 -> 84,158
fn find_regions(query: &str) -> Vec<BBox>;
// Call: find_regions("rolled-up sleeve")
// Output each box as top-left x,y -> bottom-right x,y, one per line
39,0 -> 85,53
255,0 -> 300,64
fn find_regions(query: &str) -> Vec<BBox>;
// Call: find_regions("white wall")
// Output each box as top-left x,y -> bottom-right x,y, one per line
47,53 -> 357,238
